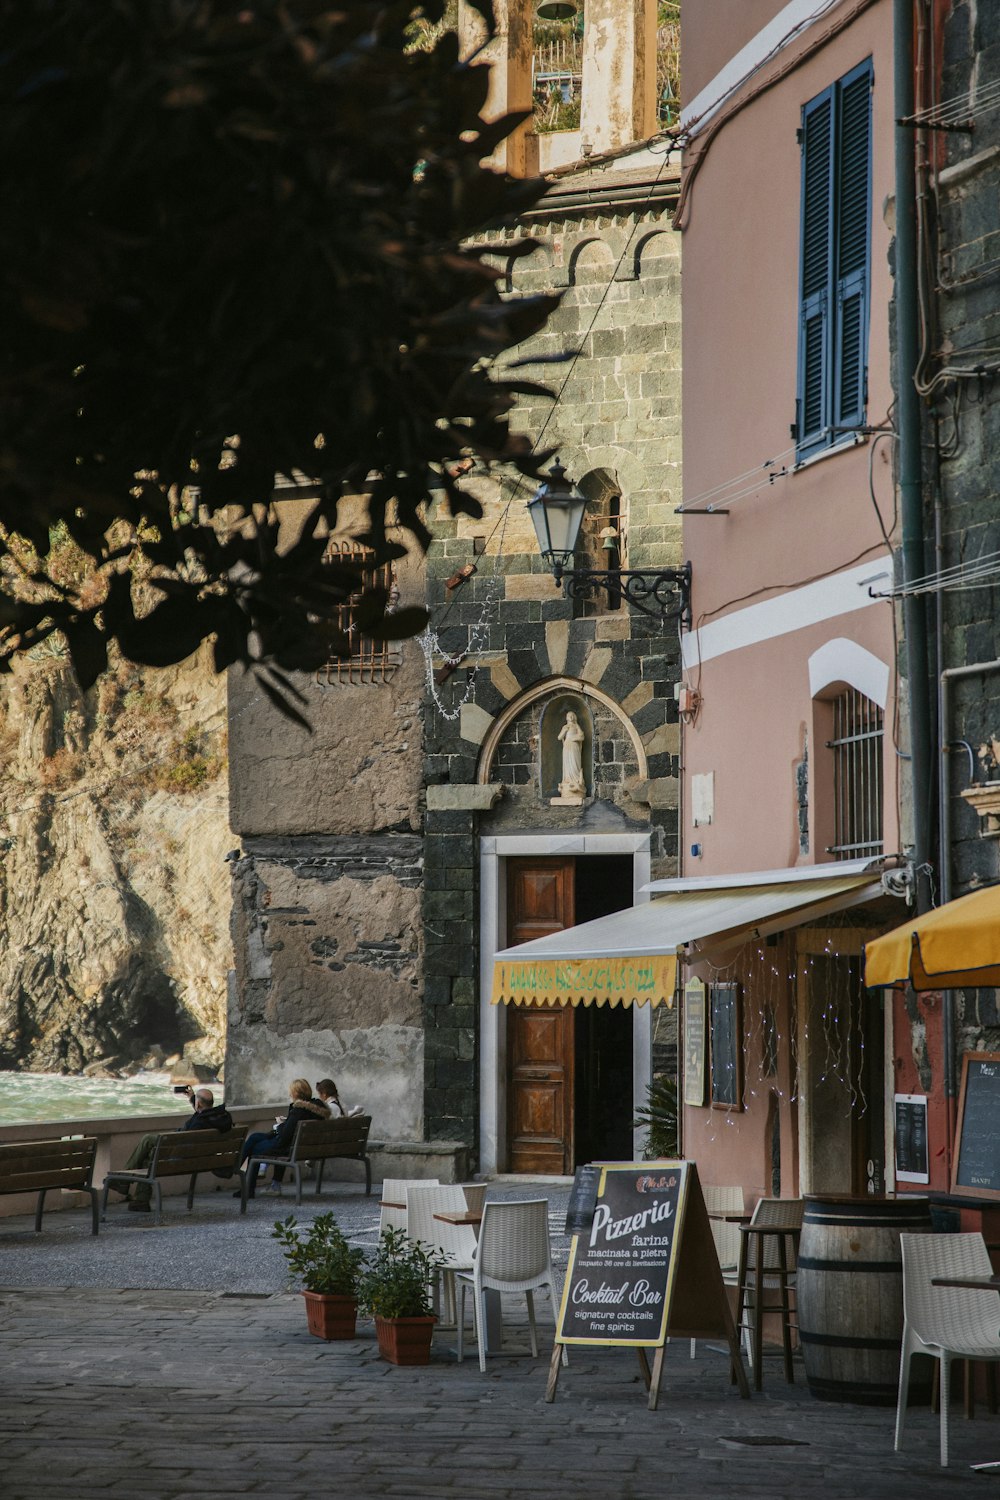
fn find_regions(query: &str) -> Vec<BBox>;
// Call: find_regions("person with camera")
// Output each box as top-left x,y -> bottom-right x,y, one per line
116,1086 -> 234,1213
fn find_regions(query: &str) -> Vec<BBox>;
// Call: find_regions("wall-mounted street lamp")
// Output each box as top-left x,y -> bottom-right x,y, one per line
527,459 -> 692,626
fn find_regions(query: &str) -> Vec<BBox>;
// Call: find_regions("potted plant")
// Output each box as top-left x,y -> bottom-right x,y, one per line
272,1212 -> 365,1340
359,1226 -> 445,1365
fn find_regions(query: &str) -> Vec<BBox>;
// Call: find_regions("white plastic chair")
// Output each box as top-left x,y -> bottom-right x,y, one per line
895,1232 -> 1000,1467
460,1182 -> 487,1218
455,1199 -> 556,1372
379,1176 -> 438,1239
407,1183 -> 475,1323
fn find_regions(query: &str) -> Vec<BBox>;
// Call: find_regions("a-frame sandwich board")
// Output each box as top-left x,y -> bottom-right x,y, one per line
546,1160 -> 750,1409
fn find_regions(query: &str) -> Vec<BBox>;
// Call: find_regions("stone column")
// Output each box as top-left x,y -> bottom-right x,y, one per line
580,0 -> 657,155
458,0 -> 536,177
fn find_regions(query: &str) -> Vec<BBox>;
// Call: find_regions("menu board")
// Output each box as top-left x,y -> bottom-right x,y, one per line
683,979 -> 706,1107
894,1093 -> 929,1184
547,1160 -> 749,1408
564,1164 -> 601,1237
710,981 -> 741,1109
953,1052 -> 1000,1198
556,1163 -> 685,1347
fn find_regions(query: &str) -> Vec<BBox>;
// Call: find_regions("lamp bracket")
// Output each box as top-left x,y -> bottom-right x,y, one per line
551,561 -> 692,628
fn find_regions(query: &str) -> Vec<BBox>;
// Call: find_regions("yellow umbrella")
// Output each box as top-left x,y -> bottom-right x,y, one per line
864,883 -> 1000,989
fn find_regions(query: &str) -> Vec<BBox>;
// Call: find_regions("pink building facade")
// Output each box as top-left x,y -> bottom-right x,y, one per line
673,0 -> 913,1208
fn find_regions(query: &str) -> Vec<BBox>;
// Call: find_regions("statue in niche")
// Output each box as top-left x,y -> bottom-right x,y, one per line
551,710 -> 587,806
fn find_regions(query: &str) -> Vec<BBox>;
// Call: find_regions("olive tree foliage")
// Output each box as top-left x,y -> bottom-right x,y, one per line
0,0 -> 556,716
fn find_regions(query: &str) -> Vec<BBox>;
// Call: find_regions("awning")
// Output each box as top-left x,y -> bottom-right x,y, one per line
864,883 -> 1000,990
492,868 -> 883,1009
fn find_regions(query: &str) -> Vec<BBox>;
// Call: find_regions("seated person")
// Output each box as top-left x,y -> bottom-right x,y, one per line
119,1087 -> 233,1213
316,1078 -> 345,1116
237,1078 -> 330,1199
264,1076 -> 345,1193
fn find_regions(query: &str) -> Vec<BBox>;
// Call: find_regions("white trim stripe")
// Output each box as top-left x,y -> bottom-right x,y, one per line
681,559 -> 892,670
681,0 -> 842,136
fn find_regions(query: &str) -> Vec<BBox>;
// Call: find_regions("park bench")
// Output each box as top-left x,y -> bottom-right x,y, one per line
0,1136 -> 100,1235
101,1127 -> 248,1225
245,1115 -> 372,1206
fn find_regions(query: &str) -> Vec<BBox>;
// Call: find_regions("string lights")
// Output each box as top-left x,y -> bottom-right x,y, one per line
688,922 -> 875,1152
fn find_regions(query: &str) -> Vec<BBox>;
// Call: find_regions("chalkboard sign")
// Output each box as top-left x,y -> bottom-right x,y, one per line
953,1052 -> 1000,1199
556,1165 -> 684,1347
894,1093 -> 929,1184
564,1164 -> 600,1237
710,981 -> 742,1109
547,1161 -> 749,1408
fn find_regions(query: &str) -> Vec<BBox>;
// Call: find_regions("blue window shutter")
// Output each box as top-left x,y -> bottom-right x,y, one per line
797,90 -> 833,453
833,62 -> 872,432
796,60 -> 872,458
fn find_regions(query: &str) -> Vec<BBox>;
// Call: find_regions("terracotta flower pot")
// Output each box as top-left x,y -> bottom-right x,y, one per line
374,1314 -> 436,1365
302,1291 -> 358,1340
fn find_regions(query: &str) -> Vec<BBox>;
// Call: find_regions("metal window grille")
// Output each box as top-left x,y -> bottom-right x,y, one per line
826,689 -> 883,859
315,540 -> 401,686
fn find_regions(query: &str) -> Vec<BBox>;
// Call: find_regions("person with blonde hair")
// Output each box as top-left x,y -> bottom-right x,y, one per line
235,1077 -> 330,1199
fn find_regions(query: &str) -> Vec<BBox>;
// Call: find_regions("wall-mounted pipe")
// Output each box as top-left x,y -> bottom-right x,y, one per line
895,0 -> 936,920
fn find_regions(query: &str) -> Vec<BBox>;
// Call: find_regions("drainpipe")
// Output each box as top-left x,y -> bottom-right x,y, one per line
896,2 -> 946,1168
894,0 -> 934,919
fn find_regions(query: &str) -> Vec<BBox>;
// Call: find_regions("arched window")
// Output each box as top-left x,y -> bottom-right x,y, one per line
823,688 -> 884,860
315,540 -> 402,686
573,467 -> 627,618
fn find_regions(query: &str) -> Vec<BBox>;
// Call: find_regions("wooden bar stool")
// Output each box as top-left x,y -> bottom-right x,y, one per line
734,1197 -> 803,1391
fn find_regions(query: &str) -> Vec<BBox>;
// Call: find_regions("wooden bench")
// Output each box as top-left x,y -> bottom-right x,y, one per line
101,1127 -> 248,1225
0,1136 -> 100,1235
245,1115 -> 372,1205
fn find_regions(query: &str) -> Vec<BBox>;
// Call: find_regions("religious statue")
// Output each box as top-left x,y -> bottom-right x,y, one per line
551,710 -> 587,806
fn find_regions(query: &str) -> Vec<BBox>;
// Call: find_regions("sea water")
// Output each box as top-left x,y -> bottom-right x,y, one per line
0,1071 -> 198,1126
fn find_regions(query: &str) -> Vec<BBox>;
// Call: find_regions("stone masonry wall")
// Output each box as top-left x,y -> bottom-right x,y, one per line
925,0 -> 1000,1046
226,519 -> 429,1128
420,176 -> 684,1149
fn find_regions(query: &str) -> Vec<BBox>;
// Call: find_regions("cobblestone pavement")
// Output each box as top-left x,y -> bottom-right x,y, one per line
0,1184 -> 996,1497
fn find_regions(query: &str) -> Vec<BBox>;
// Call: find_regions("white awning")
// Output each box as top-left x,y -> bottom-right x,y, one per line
490,868 -> 883,1009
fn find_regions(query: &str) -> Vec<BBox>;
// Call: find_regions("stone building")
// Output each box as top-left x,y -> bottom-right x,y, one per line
922,0 -> 1000,968
879,0 -> 1000,1187
225,0 -> 684,1177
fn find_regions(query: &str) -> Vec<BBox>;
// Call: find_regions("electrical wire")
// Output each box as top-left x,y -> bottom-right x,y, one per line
675,446 -> 797,514
908,74 -> 1000,127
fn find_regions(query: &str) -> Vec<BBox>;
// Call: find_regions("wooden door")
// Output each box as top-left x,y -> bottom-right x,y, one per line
506,859 -> 575,1174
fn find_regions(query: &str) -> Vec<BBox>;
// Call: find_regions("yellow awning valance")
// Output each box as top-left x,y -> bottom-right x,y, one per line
492,868 -> 884,1010
864,883 -> 1000,990
491,953 -> 677,1009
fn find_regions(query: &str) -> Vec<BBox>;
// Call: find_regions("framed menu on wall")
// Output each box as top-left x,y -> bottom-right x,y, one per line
893,1093 -> 929,1184
683,978 -> 706,1107
710,981 -> 742,1109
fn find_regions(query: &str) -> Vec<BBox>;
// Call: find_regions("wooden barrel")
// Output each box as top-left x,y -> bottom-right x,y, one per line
796,1194 -> 932,1405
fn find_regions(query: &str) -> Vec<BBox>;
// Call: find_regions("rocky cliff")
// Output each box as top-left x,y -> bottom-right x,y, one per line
0,642 -> 231,1076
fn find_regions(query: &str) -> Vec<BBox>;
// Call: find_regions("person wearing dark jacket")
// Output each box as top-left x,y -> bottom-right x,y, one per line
121,1087 -> 234,1212
236,1078 -> 330,1199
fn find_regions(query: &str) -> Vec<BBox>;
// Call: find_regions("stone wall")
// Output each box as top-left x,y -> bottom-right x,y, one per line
923,0 -> 1000,1048
225,528 -> 429,1128
420,167 -> 683,1146
226,160 -> 686,1159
